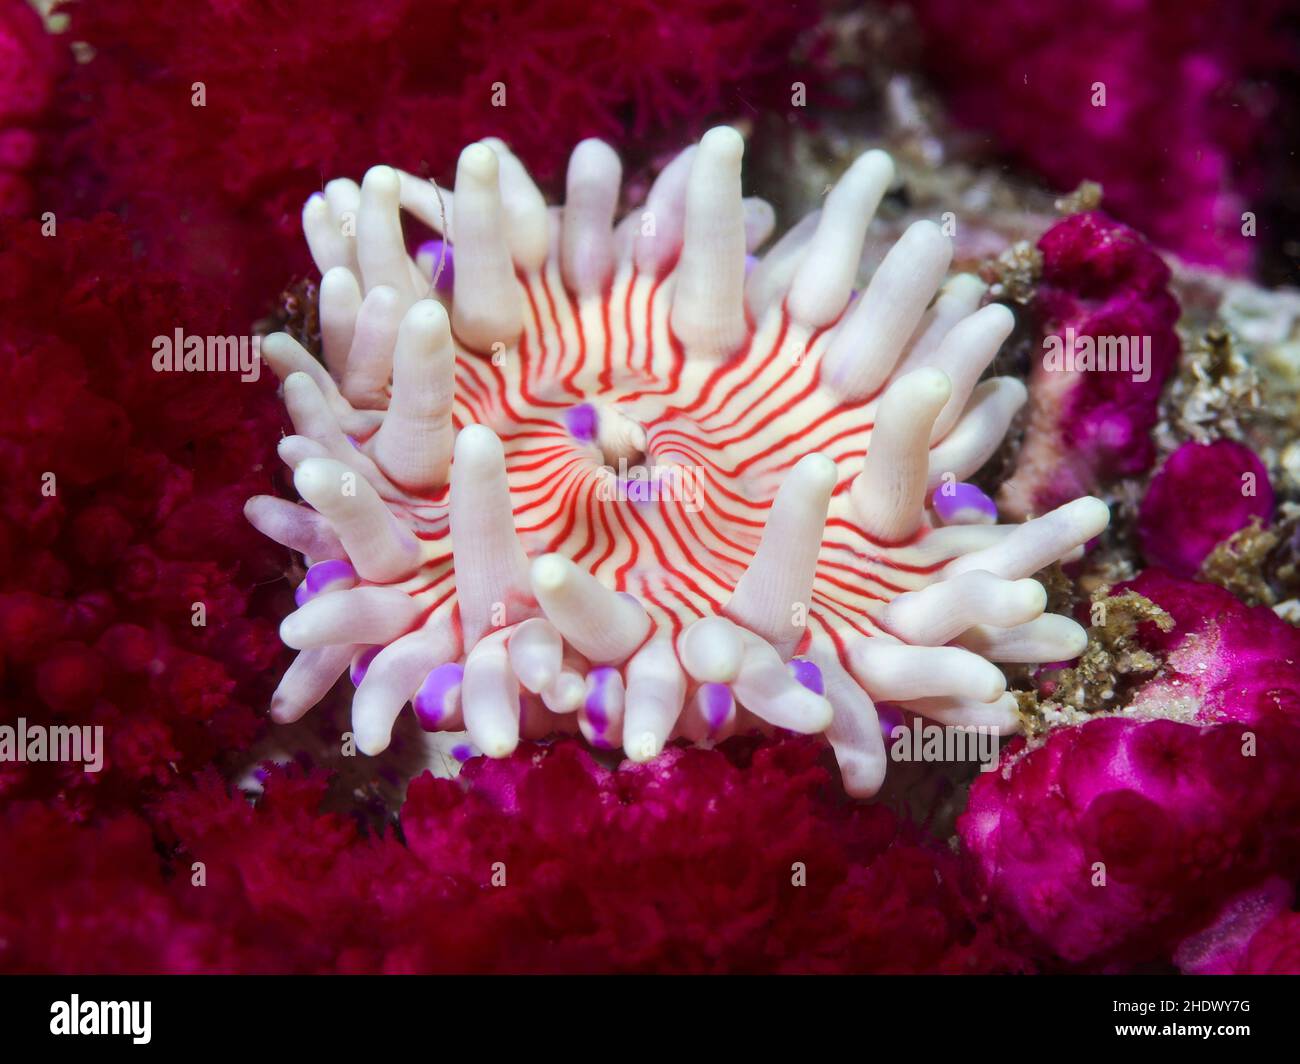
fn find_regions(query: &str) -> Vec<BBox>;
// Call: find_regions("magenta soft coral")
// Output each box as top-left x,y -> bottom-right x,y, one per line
1239,912 -> 1300,973
1000,212 -> 1181,516
1123,569 -> 1300,726
962,716 -> 1300,970
0,217 -> 285,813
1137,440 -> 1274,576
904,0 -> 1293,273
960,570 -> 1300,971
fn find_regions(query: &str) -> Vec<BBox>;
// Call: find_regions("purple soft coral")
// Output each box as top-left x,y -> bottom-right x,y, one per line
1000,212 -> 1180,518
1137,440 -> 1274,576
960,571 -> 1300,970
906,0 -> 1293,272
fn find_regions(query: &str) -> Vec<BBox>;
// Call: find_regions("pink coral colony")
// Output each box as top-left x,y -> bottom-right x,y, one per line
248,129 -> 1110,795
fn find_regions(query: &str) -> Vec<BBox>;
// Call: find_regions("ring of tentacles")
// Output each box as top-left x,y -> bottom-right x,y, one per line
246,126 -> 1108,796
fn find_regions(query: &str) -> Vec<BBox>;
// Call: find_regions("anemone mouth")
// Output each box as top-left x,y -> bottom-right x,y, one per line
249,127 -> 1110,797
587,401 -> 650,469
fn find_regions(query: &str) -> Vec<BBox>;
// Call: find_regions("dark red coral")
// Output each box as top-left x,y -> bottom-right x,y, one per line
46,0 -> 817,321
0,217 -> 286,814
0,739 -> 1025,974
396,738 -> 1021,974
0,0 -> 61,217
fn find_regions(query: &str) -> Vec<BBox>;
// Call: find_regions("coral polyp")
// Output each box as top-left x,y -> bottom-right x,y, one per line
246,127 -> 1109,796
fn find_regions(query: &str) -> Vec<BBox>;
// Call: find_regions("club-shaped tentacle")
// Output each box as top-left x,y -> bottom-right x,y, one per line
561,138 -> 621,296
353,624 -> 460,754
372,300 -> 456,491
461,627 -> 521,757
680,682 -> 737,744
624,636 -> 687,762
280,586 -> 421,650
480,138 -> 550,272
397,170 -> 453,236
303,193 -> 353,277
894,272 -> 987,377
883,570 -> 1047,646
678,615 -> 746,684
357,166 -> 420,306
745,210 -> 820,320
270,644 -> 357,725
449,425 -> 533,648
281,371 -> 389,480
506,617 -> 564,694
413,662 -> 466,732
903,692 -> 1022,734
742,198 -> 776,252
580,666 -> 626,748
319,266 -> 363,378
292,456 -> 421,582
726,453 -> 836,657
809,637 -> 888,798
944,496 -> 1111,579
821,220 -> 952,401
850,368 -> 951,543
926,377 -> 1028,489
541,665 -> 587,715
340,285 -> 403,408
244,496 -> 345,562
631,145 -> 696,276
849,640 -> 1006,704
259,333 -> 382,437
787,150 -> 894,328
530,553 -> 651,664
451,143 -> 524,351
731,633 -> 834,733
923,303 -> 1016,441
954,614 -> 1089,662
670,126 -> 748,359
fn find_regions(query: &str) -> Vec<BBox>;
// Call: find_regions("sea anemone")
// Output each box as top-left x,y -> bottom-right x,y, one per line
247,127 -> 1110,796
